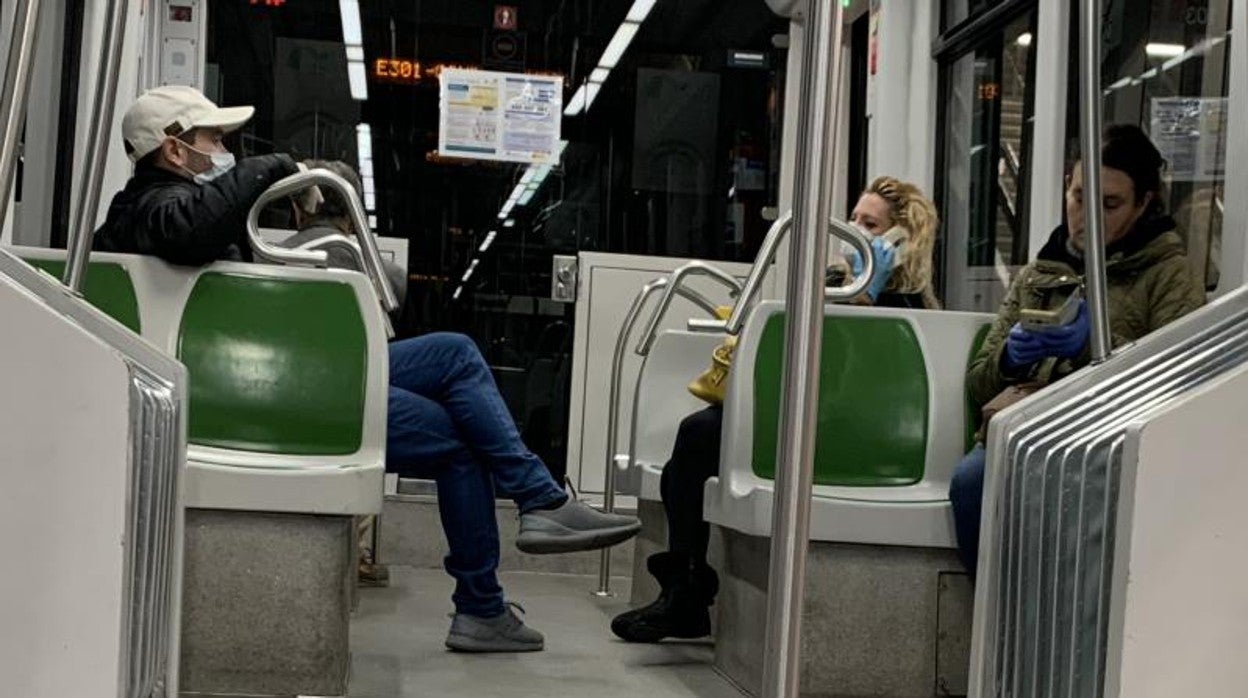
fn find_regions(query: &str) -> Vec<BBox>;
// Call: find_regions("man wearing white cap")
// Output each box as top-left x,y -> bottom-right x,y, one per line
94,85 -> 300,265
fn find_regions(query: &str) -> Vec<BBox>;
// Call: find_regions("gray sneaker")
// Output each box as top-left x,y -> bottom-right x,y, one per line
516,499 -> 641,554
446,603 -> 544,653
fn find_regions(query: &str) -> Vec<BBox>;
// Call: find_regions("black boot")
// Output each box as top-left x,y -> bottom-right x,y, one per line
610,552 -> 719,643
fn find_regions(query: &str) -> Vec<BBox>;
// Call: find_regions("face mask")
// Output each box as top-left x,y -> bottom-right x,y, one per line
178,142 -> 236,184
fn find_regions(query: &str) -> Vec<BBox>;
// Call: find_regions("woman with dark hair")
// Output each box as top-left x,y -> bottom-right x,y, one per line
948,124 -> 1206,577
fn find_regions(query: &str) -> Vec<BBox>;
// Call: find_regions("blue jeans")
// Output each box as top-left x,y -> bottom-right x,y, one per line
949,445 -> 987,578
385,333 -> 566,617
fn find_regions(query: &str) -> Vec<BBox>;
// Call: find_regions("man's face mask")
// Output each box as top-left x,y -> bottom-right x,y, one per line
176,140 -> 236,184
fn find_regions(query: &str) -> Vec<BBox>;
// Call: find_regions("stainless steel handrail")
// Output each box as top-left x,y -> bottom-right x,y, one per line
246,168 -> 400,316
594,275 -> 720,596
1078,0 -> 1112,363
763,0 -> 846,694
634,261 -> 744,356
0,0 -> 42,235
63,0 -> 128,292
724,212 -> 874,336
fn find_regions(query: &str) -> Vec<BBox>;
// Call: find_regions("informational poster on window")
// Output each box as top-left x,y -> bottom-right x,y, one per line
438,68 -> 563,165
1150,97 -> 1228,182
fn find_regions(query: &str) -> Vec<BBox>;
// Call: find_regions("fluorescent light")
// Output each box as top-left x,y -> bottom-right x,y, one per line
346,45 -> 364,62
339,0 -> 363,45
509,184 -> 527,203
364,191 -> 376,209
498,201 -> 514,219
359,159 -> 373,178
1016,32 -> 1033,47
1140,67 -> 1159,80
584,82 -> 603,110
519,188 -> 537,206
503,218 -> 516,228
519,168 -> 537,186
479,231 -> 497,253
1146,42 -> 1184,58
626,0 -> 657,22
532,164 -> 552,185
347,60 -> 369,100
590,67 -> 610,83
368,214 -> 377,228
599,21 -> 640,69
362,178 -> 376,197
564,84 -> 587,116
452,286 -> 463,300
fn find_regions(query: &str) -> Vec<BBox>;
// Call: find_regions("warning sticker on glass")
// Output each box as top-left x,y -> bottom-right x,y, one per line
439,68 -> 562,164
1150,97 -> 1228,182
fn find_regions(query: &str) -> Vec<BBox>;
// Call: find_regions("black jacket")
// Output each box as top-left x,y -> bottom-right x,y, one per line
93,154 -> 299,266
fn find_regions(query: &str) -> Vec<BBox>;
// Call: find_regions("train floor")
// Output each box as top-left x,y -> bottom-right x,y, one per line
348,566 -> 746,697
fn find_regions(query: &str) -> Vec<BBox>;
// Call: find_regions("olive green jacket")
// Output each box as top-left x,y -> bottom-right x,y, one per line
967,216 -> 1205,410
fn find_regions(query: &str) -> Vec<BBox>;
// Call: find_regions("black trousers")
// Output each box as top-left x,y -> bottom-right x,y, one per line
659,405 -> 724,563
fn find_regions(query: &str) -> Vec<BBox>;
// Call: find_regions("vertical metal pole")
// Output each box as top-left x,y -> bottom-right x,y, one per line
63,0 -> 129,292
762,1 -> 845,696
0,0 -> 43,234
1078,0 -> 1112,362
595,280 -> 666,597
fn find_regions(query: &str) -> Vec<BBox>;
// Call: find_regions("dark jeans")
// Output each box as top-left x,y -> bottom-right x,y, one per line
660,406 -> 724,563
385,333 -> 566,617
948,445 -> 987,577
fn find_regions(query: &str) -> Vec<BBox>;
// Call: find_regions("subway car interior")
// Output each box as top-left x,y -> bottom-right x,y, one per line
1,0 -> 1246,696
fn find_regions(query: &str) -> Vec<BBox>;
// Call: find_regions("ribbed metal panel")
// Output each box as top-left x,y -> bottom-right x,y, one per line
978,298 -> 1248,697
120,368 -> 182,698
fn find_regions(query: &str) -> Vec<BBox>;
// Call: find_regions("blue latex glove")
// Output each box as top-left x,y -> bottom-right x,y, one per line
1002,300 -> 1091,371
1034,300 -> 1090,359
1003,324 -> 1048,371
849,236 -> 898,301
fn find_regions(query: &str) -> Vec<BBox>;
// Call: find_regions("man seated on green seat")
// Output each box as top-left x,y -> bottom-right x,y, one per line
94,88 -> 642,653
93,85 -> 300,265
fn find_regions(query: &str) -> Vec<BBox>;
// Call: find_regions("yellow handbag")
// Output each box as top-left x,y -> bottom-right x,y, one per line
687,306 -> 737,406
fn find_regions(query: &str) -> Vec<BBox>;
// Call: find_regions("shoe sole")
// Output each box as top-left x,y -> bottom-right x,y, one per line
515,522 -> 641,555
445,636 -> 545,653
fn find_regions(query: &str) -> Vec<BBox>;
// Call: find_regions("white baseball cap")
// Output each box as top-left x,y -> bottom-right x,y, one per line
121,85 -> 255,162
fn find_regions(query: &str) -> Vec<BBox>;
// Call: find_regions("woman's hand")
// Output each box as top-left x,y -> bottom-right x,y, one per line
1002,300 -> 1090,371
849,236 -> 898,302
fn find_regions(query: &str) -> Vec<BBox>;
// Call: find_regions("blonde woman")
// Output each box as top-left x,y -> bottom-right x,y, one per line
611,176 -> 940,643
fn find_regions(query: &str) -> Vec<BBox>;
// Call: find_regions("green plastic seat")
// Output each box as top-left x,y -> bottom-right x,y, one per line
751,314 -> 930,486
177,272 -> 369,456
22,258 -> 141,333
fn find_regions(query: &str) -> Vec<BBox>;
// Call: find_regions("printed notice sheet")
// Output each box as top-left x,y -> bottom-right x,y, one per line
439,68 -> 563,165
1150,96 -> 1228,182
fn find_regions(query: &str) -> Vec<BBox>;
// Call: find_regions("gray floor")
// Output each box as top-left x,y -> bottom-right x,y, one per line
348,566 -> 745,697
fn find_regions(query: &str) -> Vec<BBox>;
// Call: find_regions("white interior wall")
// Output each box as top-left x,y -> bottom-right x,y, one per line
72,0 -> 149,232
1217,0 -> 1248,296
13,0 -> 68,247
1026,0 -> 1071,259
865,0 -> 937,195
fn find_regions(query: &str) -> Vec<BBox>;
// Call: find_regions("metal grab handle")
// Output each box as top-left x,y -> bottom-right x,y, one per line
63,0 -> 128,292
688,318 -> 729,333
824,217 -> 874,301
246,169 -> 400,316
594,274 -> 721,597
1078,0 -> 1112,363
635,261 -> 744,356
724,213 -> 875,335
0,0 -> 44,237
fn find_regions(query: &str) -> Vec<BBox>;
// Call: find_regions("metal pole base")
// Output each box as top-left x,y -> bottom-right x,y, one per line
590,589 -> 617,598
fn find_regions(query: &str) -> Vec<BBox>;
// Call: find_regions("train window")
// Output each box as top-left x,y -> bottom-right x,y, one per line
936,8 -> 1038,311
204,0 -> 787,482
1068,0 -> 1233,291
